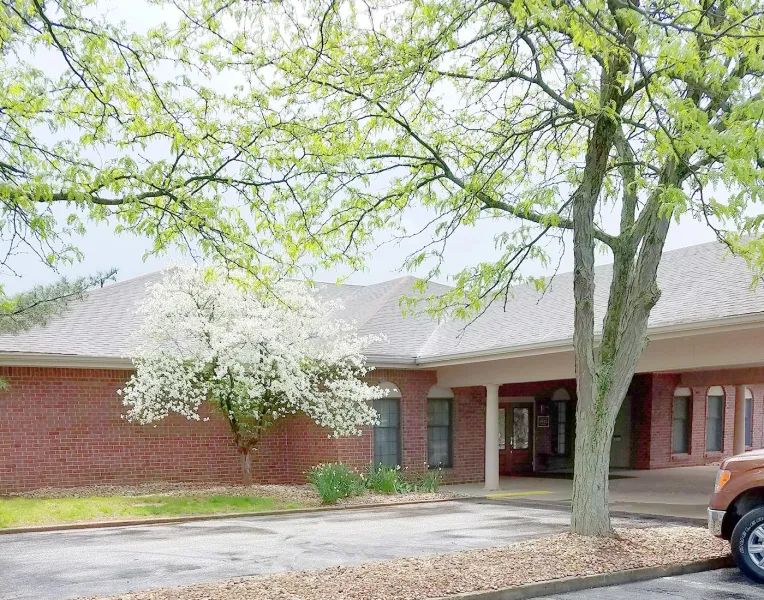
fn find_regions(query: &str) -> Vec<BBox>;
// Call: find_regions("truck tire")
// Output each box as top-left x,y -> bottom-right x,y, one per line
731,506 -> 764,583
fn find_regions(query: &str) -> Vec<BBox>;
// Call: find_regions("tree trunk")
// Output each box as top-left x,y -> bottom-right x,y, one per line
569,213 -> 673,535
571,396 -> 619,536
240,447 -> 254,485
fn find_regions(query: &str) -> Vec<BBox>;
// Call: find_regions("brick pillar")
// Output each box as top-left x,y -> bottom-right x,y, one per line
734,385 -> 747,455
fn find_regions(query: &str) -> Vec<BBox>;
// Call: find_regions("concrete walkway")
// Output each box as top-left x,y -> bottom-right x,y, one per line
444,465 -> 718,520
0,500 -> 656,600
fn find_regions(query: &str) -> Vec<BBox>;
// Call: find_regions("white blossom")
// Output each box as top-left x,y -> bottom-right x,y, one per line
119,266 -> 385,449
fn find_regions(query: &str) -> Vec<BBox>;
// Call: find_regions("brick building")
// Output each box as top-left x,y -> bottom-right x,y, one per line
2,241 -> 764,493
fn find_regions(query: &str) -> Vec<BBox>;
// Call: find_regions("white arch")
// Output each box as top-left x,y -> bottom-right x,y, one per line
551,388 -> 571,401
674,387 -> 692,397
379,381 -> 401,398
747,388 -> 753,400
708,386 -> 725,397
428,385 -> 454,399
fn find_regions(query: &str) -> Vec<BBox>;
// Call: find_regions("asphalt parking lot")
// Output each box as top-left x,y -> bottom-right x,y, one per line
0,500 -> 656,600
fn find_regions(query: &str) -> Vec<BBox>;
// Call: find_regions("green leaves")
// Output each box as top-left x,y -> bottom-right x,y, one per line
0,269 -> 117,335
1,0 -> 763,323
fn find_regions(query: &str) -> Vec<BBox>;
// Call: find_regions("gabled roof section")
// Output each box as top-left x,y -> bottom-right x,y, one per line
0,272 -> 448,363
0,241 -> 762,366
352,276 -> 451,361
0,271 -> 164,359
417,241 -> 764,361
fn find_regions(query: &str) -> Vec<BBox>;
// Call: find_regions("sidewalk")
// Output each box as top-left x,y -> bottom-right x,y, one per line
443,465 -> 718,521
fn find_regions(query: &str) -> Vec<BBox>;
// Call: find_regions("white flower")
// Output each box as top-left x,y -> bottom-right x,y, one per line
121,266 -> 385,447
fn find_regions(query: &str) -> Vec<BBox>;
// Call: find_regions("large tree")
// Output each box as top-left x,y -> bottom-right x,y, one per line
1,0 -> 306,286
150,0 -> 762,536
120,266 -> 383,476
1,0 -> 306,356
7,0 -> 764,536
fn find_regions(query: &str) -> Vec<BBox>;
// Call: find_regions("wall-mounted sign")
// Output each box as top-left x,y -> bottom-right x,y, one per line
537,415 -> 550,428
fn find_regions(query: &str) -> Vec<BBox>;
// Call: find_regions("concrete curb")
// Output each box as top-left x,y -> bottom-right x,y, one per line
608,509 -> 706,527
434,556 -> 734,600
477,496 -> 707,527
0,496 -> 466,535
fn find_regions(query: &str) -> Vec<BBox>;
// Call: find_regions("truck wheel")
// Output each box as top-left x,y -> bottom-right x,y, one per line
731,507 -> 764,583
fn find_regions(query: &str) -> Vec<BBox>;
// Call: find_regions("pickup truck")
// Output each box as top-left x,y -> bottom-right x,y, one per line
709,448 -> 764,582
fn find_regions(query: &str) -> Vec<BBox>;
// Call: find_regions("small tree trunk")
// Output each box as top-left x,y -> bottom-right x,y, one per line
240,447 -> 254,485
571,404 -> 617,536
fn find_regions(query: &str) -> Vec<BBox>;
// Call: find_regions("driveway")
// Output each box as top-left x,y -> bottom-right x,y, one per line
445,465 -> 718,520
538,568 -> 764,599
0,500 -> 655,600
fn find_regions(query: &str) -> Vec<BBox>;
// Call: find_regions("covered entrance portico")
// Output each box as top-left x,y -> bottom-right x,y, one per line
444,464 -> 719,521
483,379 -> 635,489
433,322 -> 764,491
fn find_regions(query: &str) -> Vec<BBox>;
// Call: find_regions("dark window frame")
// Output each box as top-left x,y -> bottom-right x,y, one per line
746,392 -> 753,448
672,394 -> 691,454
551,400 -> 569,457
427,398 -> 453,469
706,392 -> 724,453
373,397 -> 402,467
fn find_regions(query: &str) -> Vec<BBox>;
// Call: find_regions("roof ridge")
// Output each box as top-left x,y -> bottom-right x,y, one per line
472,239 -> 727,293
412,240 -> 730,358
352,276 -> 415,330
82,269 -> 165,297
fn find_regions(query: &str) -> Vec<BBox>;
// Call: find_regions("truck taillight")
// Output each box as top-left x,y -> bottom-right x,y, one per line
715,469 -> 731,492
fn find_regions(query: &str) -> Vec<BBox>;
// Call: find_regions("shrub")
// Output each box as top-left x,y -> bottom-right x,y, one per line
307,463 -> 365,504
365,463 -> 405,494
415,467 -> 442,493
364,463 -> 443,494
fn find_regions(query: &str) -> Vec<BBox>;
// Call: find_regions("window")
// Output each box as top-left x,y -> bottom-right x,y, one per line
427,399 -> 452,468
427,385 -> 454,468
373,383 -> 401,467
746,388 -> 753,448
551,388 -> 570,456
672,388 -> 691,454
512,406 -> 530,449
498,408 -> 506,450
706,387 -> 725,453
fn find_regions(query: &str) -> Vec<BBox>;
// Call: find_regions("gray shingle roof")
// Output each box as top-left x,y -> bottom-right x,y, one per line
418,241 -> 764,360
0,271 -> 164,359
0,241 -> 761,364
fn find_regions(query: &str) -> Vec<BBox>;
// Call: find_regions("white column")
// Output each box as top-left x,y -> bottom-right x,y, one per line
485,383 -> 500,491
734,385 -> 747,455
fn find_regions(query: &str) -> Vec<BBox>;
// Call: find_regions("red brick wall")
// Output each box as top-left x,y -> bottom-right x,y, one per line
10,362 -> 764,494
646,369 -> 764,469
2,365 -> 488,494
0,367 -> 244,493
0,367 -> 385,493
631,374 -> 654,469
365,369 -> 436,477
450,386 -> 486,483
753,385 -> 764,450
284,415 -> 372,479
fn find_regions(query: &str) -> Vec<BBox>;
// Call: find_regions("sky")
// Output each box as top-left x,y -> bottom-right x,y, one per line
3,203 -> 718,295
2,0 -> 723,294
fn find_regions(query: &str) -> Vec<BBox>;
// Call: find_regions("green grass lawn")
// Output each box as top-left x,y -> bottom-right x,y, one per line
0,495 -> 307,528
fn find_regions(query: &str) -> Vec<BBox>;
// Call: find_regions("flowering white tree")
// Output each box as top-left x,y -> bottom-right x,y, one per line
120,267 -> 384,474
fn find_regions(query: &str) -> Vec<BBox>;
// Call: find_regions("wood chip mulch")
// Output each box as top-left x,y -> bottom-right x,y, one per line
87,526 -> 729,600
7,482 -> 464,508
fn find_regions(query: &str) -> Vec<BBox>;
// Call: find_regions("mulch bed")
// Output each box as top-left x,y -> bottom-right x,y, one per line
85,526 -> 729,600
6,482 -> 464,509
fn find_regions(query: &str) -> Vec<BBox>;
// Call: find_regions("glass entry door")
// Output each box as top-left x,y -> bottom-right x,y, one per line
498,402 -> 534,474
